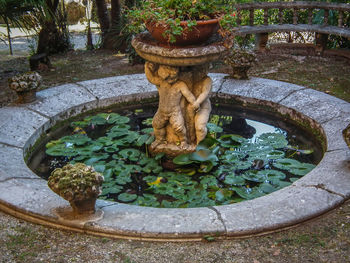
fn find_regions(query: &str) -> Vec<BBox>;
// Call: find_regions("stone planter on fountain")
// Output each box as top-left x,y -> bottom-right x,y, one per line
132,33 -> 228,156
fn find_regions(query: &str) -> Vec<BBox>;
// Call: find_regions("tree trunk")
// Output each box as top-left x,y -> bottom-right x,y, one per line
95,0 -> 110,37
4,18 -> 13,55
36,0 -> 70,55
110,0 -> 121,33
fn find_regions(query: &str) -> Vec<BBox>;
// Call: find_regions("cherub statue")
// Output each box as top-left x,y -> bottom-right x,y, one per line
188,65 -> 212,144
145,62 -> 198,149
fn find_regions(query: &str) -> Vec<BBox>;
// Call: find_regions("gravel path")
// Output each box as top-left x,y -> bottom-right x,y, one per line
0,32 -> 100,53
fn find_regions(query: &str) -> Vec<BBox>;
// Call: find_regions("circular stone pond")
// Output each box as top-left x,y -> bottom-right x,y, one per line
0,74 -> 349,241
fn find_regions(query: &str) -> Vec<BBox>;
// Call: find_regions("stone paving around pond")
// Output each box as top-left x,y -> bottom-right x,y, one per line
0,74 -> 349,241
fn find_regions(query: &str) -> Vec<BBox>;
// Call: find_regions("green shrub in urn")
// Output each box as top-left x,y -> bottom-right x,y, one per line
48,163 -> 104,214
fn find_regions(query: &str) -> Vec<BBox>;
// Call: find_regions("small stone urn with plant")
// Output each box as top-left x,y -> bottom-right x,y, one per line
8,72 -> 42,103
224,49 -> 257,80
48,163 -> 104,215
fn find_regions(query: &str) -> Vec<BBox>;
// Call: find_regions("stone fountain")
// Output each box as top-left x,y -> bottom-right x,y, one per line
132,33 -> 227,156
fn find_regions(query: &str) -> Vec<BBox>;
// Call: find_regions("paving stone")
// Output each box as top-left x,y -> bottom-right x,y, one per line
78,74 -> 158,108
0,144 -> 38,181
322,118 -> 350,151
216,186 -> 343,236
0,178 -> 65,218
78,74 -> 156,99
93,204 -> 225,239
208,73 -> 226,93
279,88 -> 350,123
28,84 -> 98,122
0,107 -> 49,148
218,77 -> 305,103
294,149 -> 350,198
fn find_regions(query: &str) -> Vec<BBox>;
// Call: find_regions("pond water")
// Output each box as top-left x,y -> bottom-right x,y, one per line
29,103 -> 323,208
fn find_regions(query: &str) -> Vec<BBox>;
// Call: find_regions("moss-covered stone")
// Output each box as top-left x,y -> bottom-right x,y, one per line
48,163 -> 104,203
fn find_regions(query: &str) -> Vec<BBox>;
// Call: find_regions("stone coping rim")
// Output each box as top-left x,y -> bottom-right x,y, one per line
0,73 -> 349,241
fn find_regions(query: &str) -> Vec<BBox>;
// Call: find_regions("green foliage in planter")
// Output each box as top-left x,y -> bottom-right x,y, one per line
126,0 -> 236,43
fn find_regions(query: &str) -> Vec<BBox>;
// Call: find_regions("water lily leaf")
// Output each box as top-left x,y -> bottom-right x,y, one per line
200,175 -> 218,188
101,185 -> 123,195
118,193 -> 137,202
273,158 -> 301,170
94,164 -> 106,173
71,121 -> 88,128
46,144 -> 77,157
61,134 -> 91,146
224,174 -> 246,185
219,134 -> 247,147
289,177 -> 299,183
107,129 -> 130,139
106,114 -> 130,124
103,145 -> 119,153
266,150 -> 285,159
115,173 -> 132,185
207,123 -> 223,133
103,168 -> 113,179
143,175 -> 157,183
175,167 -> 197,175
142,118 -> 153,126
257,133 -> 288,149
273,158 -> 315,175
198,161 -> 215,173
197,136 -> 219,150
119,148 -> 141,161
256,169 -> 286,180
135,134 -> 151,146
173,153 -> 193,165
232,186 -> 264,200
141,127 -> 154,134
258,183 -> 277,194
242,170 -> 266,182
215,189 -> 232,202
154,153 -> 165,161
145,135 -> 155,145
286,145 -> 314,155
272,180 -> 292,189
133,194 -> 159,207
191,149 -> 218,163
96,136 -> 114,146
289,163 -> 316,176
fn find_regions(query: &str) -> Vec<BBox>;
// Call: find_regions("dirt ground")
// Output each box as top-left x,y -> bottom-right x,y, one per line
0,47 -> 349,262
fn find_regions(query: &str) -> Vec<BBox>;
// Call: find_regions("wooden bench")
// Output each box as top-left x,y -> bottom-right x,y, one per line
232,1 -> 350,53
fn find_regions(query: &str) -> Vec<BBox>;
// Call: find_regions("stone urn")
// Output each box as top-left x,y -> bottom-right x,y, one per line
224,49 -> 257,80
48,163 -> 104,215
8,72 -> 42,103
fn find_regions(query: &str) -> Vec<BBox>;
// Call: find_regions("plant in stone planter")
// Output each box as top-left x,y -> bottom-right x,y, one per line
48,163 -> 104,214
224,48 -> 257,80
126,0 -> 236,46
8,72 -> 42,103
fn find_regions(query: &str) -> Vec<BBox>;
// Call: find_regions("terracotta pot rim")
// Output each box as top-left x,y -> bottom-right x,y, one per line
179,18 -> 219,26
146,18 -> 219,27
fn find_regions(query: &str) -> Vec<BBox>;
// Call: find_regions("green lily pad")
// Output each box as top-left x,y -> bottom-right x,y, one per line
257,133 -> 288,149
118,193 -> 137,202
224,174 -> 246,185
119,148 -> 141,161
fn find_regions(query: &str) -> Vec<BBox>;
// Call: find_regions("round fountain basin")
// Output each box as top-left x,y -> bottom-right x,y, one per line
0,74 -> 349,241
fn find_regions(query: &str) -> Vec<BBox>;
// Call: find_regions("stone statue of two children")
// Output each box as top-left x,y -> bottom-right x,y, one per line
145,61 -> 212,155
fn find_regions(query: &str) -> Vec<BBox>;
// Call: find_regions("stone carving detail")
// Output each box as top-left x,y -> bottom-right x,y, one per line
145,62 -> 212,156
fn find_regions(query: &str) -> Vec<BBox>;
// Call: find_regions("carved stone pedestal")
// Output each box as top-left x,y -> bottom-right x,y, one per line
132,33 -> 227,156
